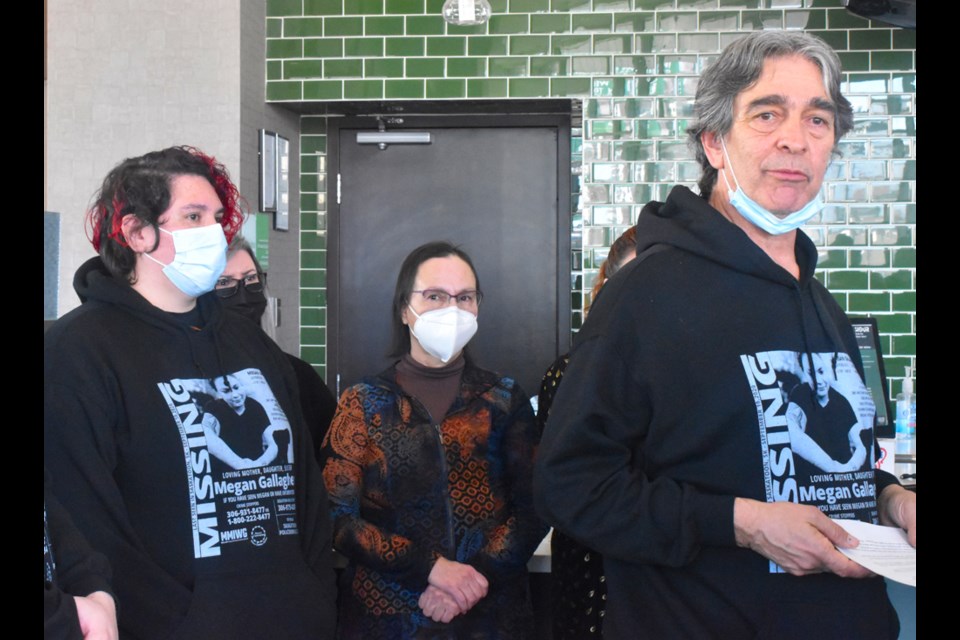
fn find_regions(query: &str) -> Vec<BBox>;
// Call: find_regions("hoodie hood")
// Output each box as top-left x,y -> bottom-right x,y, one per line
635,186 -> 819,288
73,256 -> 224,337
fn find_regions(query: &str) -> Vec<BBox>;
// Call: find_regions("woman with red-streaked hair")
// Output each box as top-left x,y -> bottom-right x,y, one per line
45,146 -> 337,639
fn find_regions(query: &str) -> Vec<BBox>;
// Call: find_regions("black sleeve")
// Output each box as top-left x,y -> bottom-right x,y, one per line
287,354 -> 338,461
44,469 -> 114,640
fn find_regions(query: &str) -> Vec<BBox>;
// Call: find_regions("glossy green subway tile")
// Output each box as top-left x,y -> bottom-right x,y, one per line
827,7 -> 870,28
808,29 -> 847,50
407,58 -> 446,77
300,346 -> 325,367
267,39 -> 303,58
849,248 -> 888,268
387,0 -> 424,13
467,78 -> 508,97
845,73 -> 886,93
267,60 -> 283,81
365,16 -> 404,35
302,117 -> 327,134
267,18 -> 283,37
447,57 -> 487,77
891,292 -> 915,312
638,76 -> 676,96
849,161 -> 886,181
267,80 -> 303,100
872,51 -> 913,71
304,38 -> 344,57
486,0 -> 508,10
509,78 -> 550,97
848,292 -> 890,313
816,249 -> 846,269
427,36 -> 467,56
876,314 -> 912,335
426,79 -> 467,98
406,15 -> 445,34
594,34 -> 631,54
303,80 -> 343,100
385,79 -> 425,98
851,118 -> 888,136
325,16 -> 364,35
551,0 -> 591,11
573,13 -> 613,32
305,0 -> 343,15
827,270 -> 868,290
698,11 -> 739,30
676,0 -> 717,7
489,57 -> 528,76
511,0 -> 550,11
344,38 -> 383,56
890,74 -> 916,92
301,212 -> 319,232
301,135 -> 328,154
784,9 -> 826,30
634,0 -> 674,8
552,35 -> 592,55
594,0 -> 630,10
469,36 -> 509,55
301,249 -> 325,270
870,226 -> 916,247
826,228 -> 867,246
871,181 -> 913,202
354,0 -> 385,14
614,12 -> 655,32
446,22 -> 488,35
268,0 -> 302,16
849,29 -> 891,50
657,12 -> 698,31
324,58 -> 363,77
613,55 -> 655,75
489,15 -> 529,34
848,204 -> 886,224
636,119 -> 676,138
300,173 -> 319,192
285,60 -> 324,79
550,77 -> 591,96
300,326 -> 326,345
892,29 -> 916,49
889,204 -> 915,224
838,52 -> 869,72
285,17 -> 325,37
532,14 -> 571,33
636,34 -> 677,53
386,37 -> 425,56
659,55 -> 698,74
891,248 -> 916,269
344,79 -> 385,99
300,304 -> 326,328
572,57 -> 610,76
531,56 -> 569,77
511,35 -> 551,56
741,10 -> 783,30
870,270 -> 912,290
889,160 -> 916,181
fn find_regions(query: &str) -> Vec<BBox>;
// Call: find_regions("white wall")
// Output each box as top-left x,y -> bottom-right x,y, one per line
45,0 -> 242,314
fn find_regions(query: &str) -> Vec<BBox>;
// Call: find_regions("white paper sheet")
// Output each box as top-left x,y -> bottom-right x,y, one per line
833,518 -> 916,587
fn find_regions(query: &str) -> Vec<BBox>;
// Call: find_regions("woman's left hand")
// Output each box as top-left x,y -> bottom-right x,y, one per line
418,585 -> 463,623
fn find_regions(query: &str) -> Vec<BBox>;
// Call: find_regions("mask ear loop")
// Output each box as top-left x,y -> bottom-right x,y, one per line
718,135 -> 742,194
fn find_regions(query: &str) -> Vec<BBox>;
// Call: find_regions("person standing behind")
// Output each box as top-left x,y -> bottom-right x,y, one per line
217,237 -> 337,456
44,146 -> 336,639
534,32 -> 915,638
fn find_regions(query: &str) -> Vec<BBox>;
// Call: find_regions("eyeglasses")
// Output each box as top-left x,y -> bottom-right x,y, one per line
215,273 -> 265,298
411,289 -> 482,310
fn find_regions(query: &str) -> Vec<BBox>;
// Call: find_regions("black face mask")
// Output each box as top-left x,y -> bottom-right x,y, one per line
223,286 -> 268,324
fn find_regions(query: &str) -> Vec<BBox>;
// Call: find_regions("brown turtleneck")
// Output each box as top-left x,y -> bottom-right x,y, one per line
395,353 -> 466,423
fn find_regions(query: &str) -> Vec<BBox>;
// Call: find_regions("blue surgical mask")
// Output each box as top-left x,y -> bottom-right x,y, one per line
719,137 -> 823,236
144,223 -> 228,297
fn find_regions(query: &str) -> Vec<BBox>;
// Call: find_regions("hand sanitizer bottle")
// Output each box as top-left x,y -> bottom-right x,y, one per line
895,366 -> 916,443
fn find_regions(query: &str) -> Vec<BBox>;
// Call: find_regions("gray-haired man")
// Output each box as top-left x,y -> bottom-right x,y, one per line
535,31 -> 915,638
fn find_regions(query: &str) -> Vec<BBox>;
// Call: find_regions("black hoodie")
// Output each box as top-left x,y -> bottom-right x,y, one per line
535,187 -> 899,639
44,257 -> 336,639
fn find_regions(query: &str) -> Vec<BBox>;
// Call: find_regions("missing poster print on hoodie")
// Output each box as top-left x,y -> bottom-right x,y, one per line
741,350 -> 879,572
158,367 -> 298,559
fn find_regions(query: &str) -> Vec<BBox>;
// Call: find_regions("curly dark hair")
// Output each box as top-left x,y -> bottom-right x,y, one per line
85,146 -> 244,280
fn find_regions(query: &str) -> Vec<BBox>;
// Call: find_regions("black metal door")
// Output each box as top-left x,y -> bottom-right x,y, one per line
328,113 -> 570,398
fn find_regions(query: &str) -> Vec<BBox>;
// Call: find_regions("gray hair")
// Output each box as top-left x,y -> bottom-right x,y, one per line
687,31 -> 853,200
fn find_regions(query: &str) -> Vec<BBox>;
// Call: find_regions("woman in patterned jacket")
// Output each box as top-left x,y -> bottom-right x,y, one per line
321,241 -> 547,639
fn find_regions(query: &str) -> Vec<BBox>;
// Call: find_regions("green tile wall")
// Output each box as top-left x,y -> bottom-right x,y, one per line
272,0 -> 917,396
